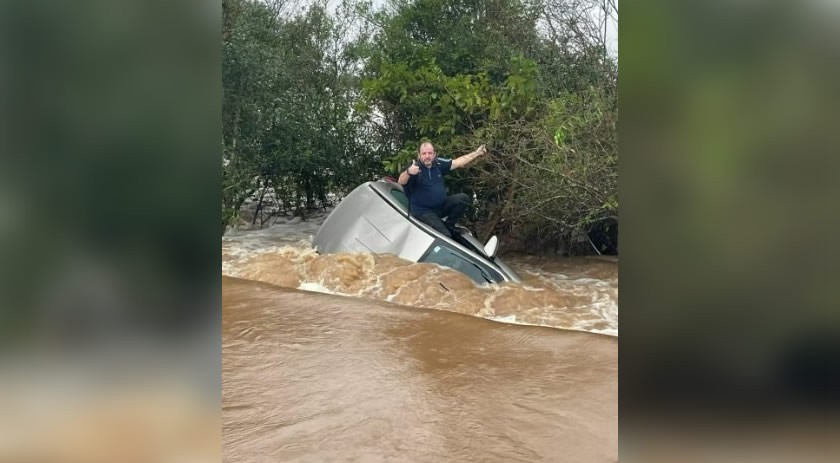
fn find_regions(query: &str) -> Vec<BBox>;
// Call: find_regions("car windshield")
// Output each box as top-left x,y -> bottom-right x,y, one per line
420,241 -> 503,284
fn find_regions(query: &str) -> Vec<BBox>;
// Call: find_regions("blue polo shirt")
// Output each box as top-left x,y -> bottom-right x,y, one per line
404,158 -> 452,215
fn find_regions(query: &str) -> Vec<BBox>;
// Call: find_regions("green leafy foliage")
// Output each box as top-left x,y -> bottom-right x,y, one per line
222,0 -> 618,254
222,0 -> 383,230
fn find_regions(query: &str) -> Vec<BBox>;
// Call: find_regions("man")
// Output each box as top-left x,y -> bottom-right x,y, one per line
397,141 -> 486,237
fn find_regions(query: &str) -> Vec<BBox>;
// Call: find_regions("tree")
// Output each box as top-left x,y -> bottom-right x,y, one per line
222,0 -> 380,231
354,0 -> 618,253
222,0 -> 619,255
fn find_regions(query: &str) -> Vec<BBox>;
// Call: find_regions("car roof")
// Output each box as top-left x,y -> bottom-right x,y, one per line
368,180 -> 520,282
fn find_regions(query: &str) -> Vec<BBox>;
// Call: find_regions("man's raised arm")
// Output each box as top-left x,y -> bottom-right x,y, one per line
451,144 -> 487,170
398,160 -> 421,185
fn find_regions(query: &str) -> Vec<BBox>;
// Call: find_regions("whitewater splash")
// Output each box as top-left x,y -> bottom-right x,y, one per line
222,213 -> 618,336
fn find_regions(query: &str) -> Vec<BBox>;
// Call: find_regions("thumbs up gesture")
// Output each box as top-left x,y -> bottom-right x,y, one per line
407,160 -> 421,175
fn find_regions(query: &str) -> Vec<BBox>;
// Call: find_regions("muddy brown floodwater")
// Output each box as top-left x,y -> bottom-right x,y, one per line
223,213 -> 618,461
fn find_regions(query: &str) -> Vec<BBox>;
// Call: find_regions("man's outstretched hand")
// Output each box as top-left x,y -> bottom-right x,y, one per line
407,160 -> 421,175
477,144 -> 487,156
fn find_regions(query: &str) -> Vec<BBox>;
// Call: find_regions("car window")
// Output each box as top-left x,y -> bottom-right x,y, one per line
389,189 -> 409,212
420,241 -> 503,284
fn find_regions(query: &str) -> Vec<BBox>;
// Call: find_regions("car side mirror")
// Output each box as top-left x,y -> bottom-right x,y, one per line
483,235 -> 499,258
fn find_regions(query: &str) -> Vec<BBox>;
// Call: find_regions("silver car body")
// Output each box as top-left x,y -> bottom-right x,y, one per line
313,179 -> 521,284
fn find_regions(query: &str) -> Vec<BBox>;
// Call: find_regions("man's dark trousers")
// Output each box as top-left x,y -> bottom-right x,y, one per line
413,193 -> 471,237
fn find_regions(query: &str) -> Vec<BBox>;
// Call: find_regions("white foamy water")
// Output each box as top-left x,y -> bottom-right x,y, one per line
297,281 -> 340,294
223,210 -> 618,336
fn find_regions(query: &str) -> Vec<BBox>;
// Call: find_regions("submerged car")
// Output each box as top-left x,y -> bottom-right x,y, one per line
313,178 -> 521,285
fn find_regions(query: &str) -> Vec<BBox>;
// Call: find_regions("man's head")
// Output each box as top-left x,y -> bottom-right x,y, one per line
417,142 -> 436,167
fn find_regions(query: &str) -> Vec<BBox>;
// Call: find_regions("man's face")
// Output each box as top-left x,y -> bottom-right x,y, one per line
418,143 -> 436,167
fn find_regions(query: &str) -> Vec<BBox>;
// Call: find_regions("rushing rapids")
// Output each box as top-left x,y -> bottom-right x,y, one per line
223,213 -> 617,336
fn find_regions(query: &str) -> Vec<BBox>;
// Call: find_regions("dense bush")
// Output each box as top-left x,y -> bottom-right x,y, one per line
223,0 -> 617,254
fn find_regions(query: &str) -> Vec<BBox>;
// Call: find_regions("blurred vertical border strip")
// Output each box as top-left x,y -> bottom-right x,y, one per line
0,0 -> 221,461
621,0 -> 840,460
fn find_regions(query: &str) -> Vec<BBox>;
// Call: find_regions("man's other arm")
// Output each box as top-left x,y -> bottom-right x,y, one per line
451,144 -> 487,170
